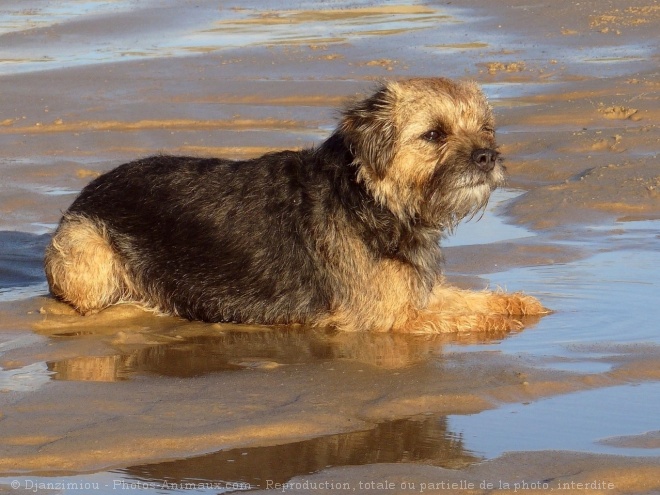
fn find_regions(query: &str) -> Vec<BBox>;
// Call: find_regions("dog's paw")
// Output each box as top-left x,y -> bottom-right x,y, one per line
488,291 -> 549,316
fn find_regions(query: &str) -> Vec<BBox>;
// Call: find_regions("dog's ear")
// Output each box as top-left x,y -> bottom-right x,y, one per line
339,84 -> 397,179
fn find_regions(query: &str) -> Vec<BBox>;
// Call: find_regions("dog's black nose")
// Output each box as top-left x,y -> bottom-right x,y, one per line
471,148 -> 498,172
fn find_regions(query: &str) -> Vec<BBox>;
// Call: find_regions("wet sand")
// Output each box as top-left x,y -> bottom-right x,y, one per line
0,0 -> 659,493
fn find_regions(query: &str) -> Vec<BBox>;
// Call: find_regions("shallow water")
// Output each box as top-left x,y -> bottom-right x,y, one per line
4,380 -> 658,494
1,214 -> 657,492
0,1 -> 454,75
450,382 -> 660,458
481,226 -> 660,353
443,189 -> 535,247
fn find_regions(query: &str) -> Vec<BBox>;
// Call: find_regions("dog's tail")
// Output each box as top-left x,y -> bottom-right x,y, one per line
44,213 -> 135,315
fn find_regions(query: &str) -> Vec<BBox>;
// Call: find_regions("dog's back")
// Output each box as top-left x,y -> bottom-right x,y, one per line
45,153 -> 332,323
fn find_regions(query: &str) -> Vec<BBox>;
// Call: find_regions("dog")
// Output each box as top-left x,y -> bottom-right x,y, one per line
45,77 -> 546,333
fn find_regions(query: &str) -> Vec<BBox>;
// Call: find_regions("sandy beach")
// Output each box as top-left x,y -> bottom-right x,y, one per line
0,0 -> 658,493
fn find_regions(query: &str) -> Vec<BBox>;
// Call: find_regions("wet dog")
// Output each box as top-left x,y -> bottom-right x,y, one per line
45,78 -> 546,332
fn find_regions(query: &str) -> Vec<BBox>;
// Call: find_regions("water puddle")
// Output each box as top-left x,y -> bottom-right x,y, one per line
564,45 -> 655,77
25,223 -> 59,235
483,82 -> 565,103
0,231 -> 50,301
2,384 -> 657,493
443,188 -> 535,247
0,1 -> 455,75
0,415 -> 476,493
33,185 -> 80,196
470,239 -> 660,355
0,361 -> 52,392
0,1 -> 135,35
40,326 -> 518,383
0,281 -> 49,302
46,329 -> 343,382
195,6 -> 450,49
443,218 -> 660,381
118,416 -> 476,490
449,383 -> 660,457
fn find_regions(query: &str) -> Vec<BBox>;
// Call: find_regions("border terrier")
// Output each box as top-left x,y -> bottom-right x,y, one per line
45,78 -> 546,333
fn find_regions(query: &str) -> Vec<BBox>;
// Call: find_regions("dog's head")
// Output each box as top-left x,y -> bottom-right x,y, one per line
338,78 -> 504,229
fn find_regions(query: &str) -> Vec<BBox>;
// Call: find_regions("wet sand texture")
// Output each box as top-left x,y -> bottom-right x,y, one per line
0,0 -> 659,492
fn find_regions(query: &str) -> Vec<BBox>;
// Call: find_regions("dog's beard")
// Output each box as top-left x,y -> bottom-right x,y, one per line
433,184 -> 493,231
423,161 -> 505,231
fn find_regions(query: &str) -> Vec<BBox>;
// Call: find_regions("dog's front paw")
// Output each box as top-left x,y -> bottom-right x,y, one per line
488,291 -> 548,316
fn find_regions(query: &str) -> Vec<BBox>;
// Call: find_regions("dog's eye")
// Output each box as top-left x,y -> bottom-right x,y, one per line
421,130 -> 446,143
481,126 -> 495,135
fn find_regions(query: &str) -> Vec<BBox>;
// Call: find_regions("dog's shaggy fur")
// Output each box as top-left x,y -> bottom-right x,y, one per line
45,77 -> 546,333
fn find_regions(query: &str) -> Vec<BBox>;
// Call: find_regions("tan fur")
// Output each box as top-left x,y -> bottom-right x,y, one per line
353,79 -> 502,225
403,285 -> 547,333
318,230 -> 546,334
316,228 -> 422,332
321,78 -> 547,333
44,214 -> 135,315
316,215 -> 546,334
